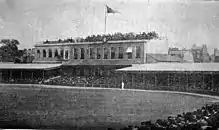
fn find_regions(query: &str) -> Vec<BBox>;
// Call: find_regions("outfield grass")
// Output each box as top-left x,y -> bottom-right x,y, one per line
0,84 -> 218,129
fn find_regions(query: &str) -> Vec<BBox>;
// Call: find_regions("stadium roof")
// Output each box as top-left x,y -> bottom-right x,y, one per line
0,63 -> 61,70
117,63 -> 219,72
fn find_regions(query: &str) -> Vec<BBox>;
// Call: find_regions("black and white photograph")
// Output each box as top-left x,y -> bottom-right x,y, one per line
1,0 -> 219,129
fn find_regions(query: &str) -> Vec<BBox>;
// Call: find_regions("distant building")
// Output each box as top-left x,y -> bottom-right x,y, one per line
213,48 -> 219,62
146,54 -> 184,63
183,50 -> 194,63
168,48 -> 194,62
168,48 -> 186,58
191,44 -> 210,63
169,44 -> 210,63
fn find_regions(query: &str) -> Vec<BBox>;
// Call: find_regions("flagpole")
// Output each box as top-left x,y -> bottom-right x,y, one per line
104,5 -> 107,34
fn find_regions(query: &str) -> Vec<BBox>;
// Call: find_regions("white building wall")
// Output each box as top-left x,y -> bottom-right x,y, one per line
183,51 -> 194,62
146,39 -> 168,54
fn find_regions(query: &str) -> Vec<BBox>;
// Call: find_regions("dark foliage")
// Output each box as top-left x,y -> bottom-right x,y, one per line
0,39 -> 20,62
43,31 -> 161,44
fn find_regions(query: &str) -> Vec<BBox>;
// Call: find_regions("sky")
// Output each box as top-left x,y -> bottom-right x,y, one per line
0,0 -> 219,53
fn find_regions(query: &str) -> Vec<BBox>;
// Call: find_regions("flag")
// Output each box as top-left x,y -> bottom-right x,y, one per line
106,5 -> 119,14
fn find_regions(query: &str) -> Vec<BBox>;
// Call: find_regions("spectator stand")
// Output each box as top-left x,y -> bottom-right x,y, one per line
116,63 -> 219,94
0,63 -> 61,84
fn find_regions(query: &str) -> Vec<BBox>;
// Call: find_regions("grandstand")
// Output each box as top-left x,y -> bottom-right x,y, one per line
0,63 -> 61,83
116,63 -> 219,93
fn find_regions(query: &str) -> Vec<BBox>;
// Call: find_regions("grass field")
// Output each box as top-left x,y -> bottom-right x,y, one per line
0,84 -> 218,129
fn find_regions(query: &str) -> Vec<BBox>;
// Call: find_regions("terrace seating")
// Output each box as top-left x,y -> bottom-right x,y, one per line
2,78 -> 43,84
120,103 -> 219,130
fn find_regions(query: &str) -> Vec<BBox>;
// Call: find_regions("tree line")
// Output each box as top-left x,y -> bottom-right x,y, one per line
0,39 -> 34,63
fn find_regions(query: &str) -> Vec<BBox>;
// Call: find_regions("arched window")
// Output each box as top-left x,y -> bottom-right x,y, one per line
111,47 -> 116,59
43,50 -> 46,58
37,50 -> 40,58
80,48 -> 85,59
104,48 -> 109,59
60,50 -> 64,58
55,49 -> 59,57
118,47 -> 124,59
74,48 -> 78,59
136,46 -> 141,59
65,50 -> 69,60
49,49 -> 52,58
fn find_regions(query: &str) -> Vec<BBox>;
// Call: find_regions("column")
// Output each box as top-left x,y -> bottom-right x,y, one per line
58,48 -> 61,56
115,47 -> 118,59
52,49 -> 55,58
46,49 -> 49,58
63,49 -> 66,60
40,50 -> 43,58
68,49 -> 70,60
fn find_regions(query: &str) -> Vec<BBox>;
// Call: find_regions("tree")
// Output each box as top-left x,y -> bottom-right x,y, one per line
0,39 -> 20,62
43,31 -> 161,44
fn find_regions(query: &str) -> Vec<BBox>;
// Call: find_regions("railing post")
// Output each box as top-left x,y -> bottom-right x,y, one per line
202,72 -> 205,89
143,73 -> 146,89
132,73 -> 134,89
154,72 -> 157,87
31,72 -> 34,80
10,70 -> 12,80
20,71 -> 23,80
167,72 -> 170,88
212,72 -> 214,90
186,72 -> 189,91
43,70 -> 45,80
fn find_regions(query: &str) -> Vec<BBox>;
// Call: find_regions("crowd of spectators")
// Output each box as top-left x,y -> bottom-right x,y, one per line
2,78 -> 43,84
109,103 -> 219,130
43,75 -> 117,87
43,31 -> 161,44
44,76 -> 88,86
2,74 -> 219,93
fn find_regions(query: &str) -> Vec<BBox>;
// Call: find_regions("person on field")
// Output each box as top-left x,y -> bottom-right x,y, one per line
122,81 -> 124,89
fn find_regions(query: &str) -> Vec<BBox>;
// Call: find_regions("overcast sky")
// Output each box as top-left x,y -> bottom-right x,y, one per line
0,0 -> 219,53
